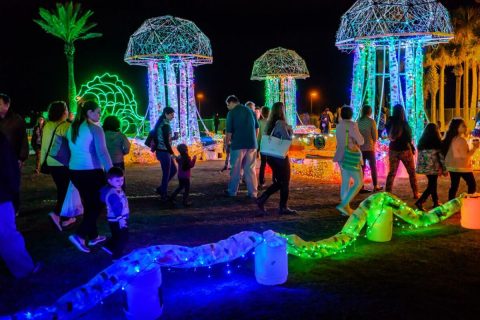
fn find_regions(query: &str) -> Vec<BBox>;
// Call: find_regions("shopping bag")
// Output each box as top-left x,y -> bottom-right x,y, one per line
60,182 -> 84,218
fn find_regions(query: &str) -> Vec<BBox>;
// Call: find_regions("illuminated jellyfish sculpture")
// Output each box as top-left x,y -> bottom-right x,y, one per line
336,0 -> 453,141
125,15 -> 212,144
78,73 -> 143,136
251,47 -> 309,128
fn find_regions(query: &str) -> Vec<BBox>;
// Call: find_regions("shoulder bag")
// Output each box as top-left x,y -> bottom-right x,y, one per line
40,122 -> 63,174
50,122 -> 71,167
341,128 -> 362,171
260,122 -> 292,159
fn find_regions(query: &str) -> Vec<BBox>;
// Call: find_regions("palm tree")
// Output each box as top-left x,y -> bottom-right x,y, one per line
470,44 -> 479,124
425,65 -> 439,124
34,2 -> 101,114
428,45 -> 455,130
453,64 -> 464,117
469,29 -> 480,125
453,6 -> 480,127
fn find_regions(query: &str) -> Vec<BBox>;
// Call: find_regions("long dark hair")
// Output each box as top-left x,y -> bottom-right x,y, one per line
388,104 -> 407,140
71,101 -> 100,144
417,123 -> 442,151
442,118 -> 465,155
265,102 -> 286,135
177,143 -> 191,171
153,106 -> 175,131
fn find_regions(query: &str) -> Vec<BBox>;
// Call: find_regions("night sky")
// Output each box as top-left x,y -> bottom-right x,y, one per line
0,0 -> 475,119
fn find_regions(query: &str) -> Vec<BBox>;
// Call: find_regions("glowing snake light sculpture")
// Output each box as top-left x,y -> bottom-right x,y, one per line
283,192 -> 462,259
4,193 -> 462,319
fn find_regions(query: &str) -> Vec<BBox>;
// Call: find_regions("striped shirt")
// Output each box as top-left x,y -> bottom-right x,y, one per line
357,116 -> 378,152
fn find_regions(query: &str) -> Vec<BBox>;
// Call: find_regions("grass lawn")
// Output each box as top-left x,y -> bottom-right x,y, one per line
1,159 -> 479,319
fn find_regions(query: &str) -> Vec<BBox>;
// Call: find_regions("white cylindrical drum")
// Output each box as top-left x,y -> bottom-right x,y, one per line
367,210 -> 393,242
461,194 -> 480,230
255,230 -> 288,286
124,266 -> 163,320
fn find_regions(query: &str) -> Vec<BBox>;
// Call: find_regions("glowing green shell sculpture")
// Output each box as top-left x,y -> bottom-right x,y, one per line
78,73 -> 143,135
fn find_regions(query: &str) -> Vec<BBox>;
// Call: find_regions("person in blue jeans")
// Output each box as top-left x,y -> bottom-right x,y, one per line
224,95 -> 259,198
153,107 -> 178,201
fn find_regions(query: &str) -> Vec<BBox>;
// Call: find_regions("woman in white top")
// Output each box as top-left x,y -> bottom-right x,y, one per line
40,101 -> 72,231
333,106 -> 365,216
67,101 -> 112,253
442,118 -> 479,200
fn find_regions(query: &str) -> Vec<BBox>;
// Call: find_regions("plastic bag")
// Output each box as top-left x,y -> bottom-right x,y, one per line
60,182 -> 84,218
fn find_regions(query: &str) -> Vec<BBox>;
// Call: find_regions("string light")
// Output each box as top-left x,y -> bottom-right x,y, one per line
281,193 -> 462,259
125,16 -> 212,144
77,73 -> 143,135
10,194 -> 463,319
251,47 -> 309,128
336,0 -> 453,141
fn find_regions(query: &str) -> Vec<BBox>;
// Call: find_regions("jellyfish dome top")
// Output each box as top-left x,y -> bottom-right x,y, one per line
251,47 -> 309,128
335,0 -> 453,141
125,15 -> 213,144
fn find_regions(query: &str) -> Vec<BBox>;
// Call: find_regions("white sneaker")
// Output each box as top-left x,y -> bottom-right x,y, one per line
48,212 -> 62,231
69,235 -> 90,253
88,235 -> 107,246
61,217 -> 77,228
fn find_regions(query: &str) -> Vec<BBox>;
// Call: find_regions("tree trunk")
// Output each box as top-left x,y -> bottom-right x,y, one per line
439,64 -> 446,130
463,60 -> 470,121
456,74 -> 461,117
470,60 -> 478,128
65,43 -> 77,115
431,91 -> 437,124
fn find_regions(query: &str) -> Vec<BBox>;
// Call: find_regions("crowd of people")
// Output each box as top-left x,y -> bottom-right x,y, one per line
334,103 -> 479,215
0,90 -> 479,280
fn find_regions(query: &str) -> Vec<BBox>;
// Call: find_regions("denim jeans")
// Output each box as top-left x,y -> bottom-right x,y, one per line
361,150 -> 378,188
228,149 -> 257,197
156,151 -> 177,197
340,167 -> 363,208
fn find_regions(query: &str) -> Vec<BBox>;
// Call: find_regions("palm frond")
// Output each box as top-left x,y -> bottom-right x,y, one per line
34,2 -> 101,43
34,8 -> 65,40
77,32 -> 103,41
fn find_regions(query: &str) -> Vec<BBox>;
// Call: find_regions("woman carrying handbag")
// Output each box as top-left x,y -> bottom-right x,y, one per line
256,102 -> 296,215
40,101 -> 73,231
333,106 -> 365,216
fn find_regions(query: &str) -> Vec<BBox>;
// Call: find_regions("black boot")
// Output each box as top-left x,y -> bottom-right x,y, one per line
183,196 -> 191,207
279,207 -> 297,215
256,193 -> 269,213
414,200 -> 425,211
432,200 -> 442,208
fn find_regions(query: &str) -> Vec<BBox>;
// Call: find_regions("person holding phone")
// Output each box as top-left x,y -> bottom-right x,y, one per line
153,107 -> 178,201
